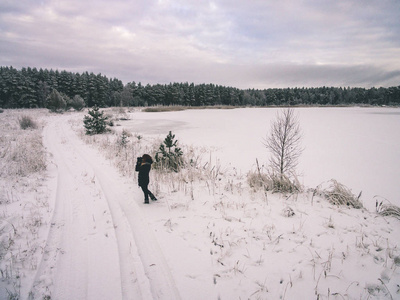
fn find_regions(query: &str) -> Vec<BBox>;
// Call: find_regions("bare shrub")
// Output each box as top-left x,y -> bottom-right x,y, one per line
18,115 -> 37,130
264,108 -> 303,180
322,180 -> 363,208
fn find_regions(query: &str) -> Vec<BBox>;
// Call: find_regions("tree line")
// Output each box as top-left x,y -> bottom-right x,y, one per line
1,66 -> 399,109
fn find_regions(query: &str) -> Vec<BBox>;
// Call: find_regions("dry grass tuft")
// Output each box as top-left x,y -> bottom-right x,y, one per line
18,115 -> 37,130
322,179 -> 363,209
142,105 -> 238,112
143,106 -> 186,112
247,170 -> 301,194
247,171 -> 270,190
376,198 -> 400,219
0,110 -> 46,177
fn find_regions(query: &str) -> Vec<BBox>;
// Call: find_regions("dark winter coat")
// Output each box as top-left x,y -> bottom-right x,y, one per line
135,161 -> 153,187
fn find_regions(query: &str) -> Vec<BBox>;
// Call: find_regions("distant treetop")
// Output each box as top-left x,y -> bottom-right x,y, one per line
0,66 -> 399,108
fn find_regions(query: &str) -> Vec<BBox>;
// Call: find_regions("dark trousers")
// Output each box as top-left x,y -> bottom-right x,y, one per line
141,184 -> 155,203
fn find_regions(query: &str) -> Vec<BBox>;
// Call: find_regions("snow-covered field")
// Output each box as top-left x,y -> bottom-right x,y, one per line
0,107 -> 399,300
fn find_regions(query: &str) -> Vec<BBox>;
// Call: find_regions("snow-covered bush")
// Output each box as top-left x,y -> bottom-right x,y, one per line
46,89 -> 66,113
83,106 -> 109,135
69,95 -> 85,111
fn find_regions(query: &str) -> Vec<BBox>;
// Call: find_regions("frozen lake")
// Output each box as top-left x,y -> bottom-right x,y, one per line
125,107 -> 400,210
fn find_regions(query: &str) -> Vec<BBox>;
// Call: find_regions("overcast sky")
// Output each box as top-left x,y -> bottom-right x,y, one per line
1,0 -> 399,89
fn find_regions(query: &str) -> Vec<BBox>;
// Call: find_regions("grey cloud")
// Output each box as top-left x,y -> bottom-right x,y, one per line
241,63 -> 400,89
0,0 -> 47,15
0,0 -> 399,89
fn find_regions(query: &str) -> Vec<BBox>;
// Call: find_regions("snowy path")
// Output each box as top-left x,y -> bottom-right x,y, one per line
31,114 -> 180,299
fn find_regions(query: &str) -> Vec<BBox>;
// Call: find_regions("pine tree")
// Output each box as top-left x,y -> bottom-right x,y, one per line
83,106 -> 108,135
155,131 -> 183,172
117,129 -> 130,148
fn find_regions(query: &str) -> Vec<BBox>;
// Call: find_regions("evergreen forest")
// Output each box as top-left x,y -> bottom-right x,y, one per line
1,66 -> 399,109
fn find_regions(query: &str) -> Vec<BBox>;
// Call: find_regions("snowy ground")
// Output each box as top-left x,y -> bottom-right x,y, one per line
1,108 -> 399,300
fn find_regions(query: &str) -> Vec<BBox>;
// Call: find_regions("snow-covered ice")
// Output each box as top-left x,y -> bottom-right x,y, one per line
124,107 -> 400,210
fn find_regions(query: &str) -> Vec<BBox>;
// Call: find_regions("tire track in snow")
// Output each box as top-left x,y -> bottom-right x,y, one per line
62,115 -> 181,300
31,116 -> 125,299
32,114 -> 180,299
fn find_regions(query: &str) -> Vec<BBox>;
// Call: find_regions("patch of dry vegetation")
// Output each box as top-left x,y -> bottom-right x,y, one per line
376,198 -> 400,219
320,179 -> 363,209
18,115 -> 38,130
247,167 -> 302,194
142,105 -> 238,112
0,109 -> 51,300
0,110 -> 47,177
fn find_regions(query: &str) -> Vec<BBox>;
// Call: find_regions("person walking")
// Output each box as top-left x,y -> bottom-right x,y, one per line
135,154 -> 157,204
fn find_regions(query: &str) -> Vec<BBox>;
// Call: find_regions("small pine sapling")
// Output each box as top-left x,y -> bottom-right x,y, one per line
155,131 -> 183,171
83,106 -> 109,135
118,129 -> 130,148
